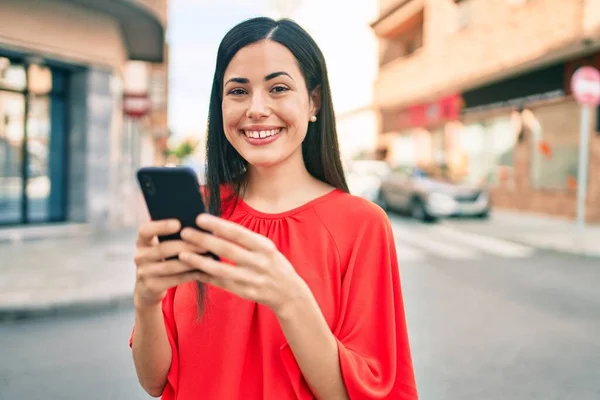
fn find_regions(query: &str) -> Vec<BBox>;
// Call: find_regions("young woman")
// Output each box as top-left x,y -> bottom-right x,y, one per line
130,17 -> 418,400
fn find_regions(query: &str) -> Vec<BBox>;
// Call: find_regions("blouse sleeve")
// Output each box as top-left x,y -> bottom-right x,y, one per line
129,286 -> 179,399
333,209 -> 418,399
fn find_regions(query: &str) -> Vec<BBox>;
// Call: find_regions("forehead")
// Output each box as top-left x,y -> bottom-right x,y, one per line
224,40 -> 302,80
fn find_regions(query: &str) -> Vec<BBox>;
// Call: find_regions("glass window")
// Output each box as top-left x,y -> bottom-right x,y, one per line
28,64 -> 53,95
0,91 -> 25,224
0,61 -> 68,225
455,115 -> 518,186
0,57 -> 26,91
527,101 -> 580,189
486,116 -> 517,186
26,95 -> 52,222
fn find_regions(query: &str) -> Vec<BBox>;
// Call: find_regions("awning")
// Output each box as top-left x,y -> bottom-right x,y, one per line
61,0 -> 165,62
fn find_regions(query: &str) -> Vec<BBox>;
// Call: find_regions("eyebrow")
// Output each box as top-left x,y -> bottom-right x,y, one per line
224,71 -> 293,86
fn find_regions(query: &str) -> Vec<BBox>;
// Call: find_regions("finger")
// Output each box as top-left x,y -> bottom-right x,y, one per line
138,259 -> 198,279
179,251 -> 256,284
135,240 -> 205,265
147,270 -> 210,294
195,214 -> 275,253
180,228 -> 254,266
192,266 -> 265,303
137,219 -> 181,246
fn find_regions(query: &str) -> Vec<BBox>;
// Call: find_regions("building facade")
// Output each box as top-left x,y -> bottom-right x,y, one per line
0,0 -> 169,231
371,0 -> 600,222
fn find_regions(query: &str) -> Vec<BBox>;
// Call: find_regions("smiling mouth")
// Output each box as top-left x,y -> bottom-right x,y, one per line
241,128 -> 283,139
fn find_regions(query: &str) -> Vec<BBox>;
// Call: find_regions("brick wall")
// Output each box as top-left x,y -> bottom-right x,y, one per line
374,0 -> 589,110
589,127 -> 600,222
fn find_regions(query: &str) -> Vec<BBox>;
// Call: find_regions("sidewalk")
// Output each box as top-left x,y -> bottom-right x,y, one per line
0,228 -> 138,320
443,209 -> 600,258
1,208 -> 598,320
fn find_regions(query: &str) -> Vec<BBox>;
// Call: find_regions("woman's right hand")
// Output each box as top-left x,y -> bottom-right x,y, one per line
133,219 -> 207,310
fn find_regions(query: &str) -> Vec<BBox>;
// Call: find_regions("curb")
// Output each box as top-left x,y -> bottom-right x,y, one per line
0,294 -> 134,321
0,223 -> 93,245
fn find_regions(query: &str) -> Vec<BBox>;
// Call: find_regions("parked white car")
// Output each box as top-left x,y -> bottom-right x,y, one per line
378,166 -> 491,222
346,160 -> 391,203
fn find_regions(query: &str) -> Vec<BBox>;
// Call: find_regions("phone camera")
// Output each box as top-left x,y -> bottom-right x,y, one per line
141,175 -> 156,195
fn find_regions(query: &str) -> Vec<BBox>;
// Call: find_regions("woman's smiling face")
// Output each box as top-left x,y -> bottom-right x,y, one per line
221,40 -> 319,168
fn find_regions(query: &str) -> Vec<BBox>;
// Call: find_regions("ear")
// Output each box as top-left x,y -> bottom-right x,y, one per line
309,86 -> 321,117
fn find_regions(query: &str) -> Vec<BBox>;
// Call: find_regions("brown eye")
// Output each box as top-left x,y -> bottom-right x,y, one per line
228,88 -> 247,96
271,86 -> 289,93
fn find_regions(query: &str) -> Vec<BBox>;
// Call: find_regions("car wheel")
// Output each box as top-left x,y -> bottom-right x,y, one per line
475,210 -> 490,219
411,198 -> 437,223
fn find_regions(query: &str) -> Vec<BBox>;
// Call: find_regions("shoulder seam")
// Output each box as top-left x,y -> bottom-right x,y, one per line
310,206 -> 342,269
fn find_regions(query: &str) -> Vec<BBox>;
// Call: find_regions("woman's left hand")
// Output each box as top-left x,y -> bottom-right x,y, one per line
179,214 -> 311,317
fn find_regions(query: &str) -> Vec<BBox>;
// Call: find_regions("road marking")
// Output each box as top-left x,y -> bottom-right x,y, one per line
434,225 -> 536,258
392,224 -> 480,260
395,241 -> 426,262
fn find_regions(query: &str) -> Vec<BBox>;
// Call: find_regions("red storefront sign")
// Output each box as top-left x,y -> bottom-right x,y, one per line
397,94 -> 463,129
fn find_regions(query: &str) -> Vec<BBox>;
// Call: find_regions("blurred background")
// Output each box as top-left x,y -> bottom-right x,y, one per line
1,0 -> 599,399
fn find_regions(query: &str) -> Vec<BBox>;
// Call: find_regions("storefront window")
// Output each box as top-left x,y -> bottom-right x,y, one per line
486,116 -> 517,186
0,91 -> 25,224
457,115 -> 517,186
27,95 -> 52,222
527,101 -> 580,190
0,57 -> 68,225
0,57 -> 26,91
459,122 -> 487,184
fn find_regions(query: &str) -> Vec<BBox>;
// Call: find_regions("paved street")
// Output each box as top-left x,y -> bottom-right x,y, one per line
0,214 -> 599,399
0,308 -> 151,400
393,215 -> 600,400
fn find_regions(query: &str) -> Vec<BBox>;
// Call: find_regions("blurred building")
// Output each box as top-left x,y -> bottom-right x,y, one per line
336,106 -> 380,161
371,0 -> 600,222
280,0 -> 381,162
0,0 -> 169,232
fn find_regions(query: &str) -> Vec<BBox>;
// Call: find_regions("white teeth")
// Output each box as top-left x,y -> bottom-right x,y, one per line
244,128 -> 281,139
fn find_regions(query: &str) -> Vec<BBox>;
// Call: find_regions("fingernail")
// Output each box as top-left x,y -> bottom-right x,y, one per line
170,220 -> 180,230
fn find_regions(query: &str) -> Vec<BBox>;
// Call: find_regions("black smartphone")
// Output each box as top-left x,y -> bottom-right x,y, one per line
136,166 -> 218,259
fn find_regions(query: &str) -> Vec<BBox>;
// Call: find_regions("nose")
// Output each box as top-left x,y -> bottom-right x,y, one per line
246,92 -> 269,119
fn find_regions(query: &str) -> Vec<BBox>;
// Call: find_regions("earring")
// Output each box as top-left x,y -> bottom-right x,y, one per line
310,115 -> 317,122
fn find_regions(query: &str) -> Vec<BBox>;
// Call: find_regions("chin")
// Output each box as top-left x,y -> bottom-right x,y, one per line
243,155 -> 284,168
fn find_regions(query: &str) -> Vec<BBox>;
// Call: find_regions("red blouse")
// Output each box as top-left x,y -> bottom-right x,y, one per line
130,189 -> 418,399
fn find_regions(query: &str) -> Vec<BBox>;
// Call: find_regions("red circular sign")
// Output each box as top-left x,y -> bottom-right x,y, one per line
571,66 -> 600,105
123,93 -> 151,118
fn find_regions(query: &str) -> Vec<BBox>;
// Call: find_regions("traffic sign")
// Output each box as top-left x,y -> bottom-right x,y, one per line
570,66 -> 600,228
571,66 -> 600,106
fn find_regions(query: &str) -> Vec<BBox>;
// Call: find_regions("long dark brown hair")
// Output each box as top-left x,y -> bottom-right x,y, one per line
197,16 -> 348,315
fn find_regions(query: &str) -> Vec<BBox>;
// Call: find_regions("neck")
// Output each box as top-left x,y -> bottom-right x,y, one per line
244,153 -> 316,203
